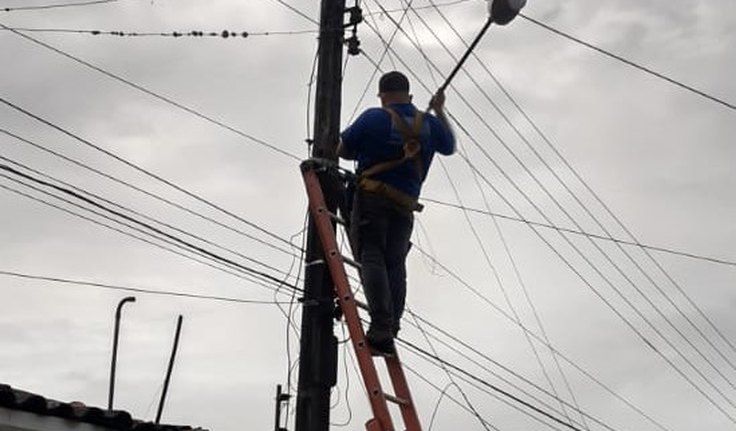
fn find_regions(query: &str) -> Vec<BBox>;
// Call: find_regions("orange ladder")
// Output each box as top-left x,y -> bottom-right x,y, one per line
300,159 -> 422,431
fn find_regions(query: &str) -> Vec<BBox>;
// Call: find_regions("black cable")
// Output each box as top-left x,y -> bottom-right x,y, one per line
0,164 -> 304,293
398,338 -> 587,431
402,363 -> 510,431
408,311 -> 672,431
437,38 -> 736,404
421,4 -> 736,389
495,16 -> 736,360
0,98 -> 299,250
394,6 -> 576,425
396,12 -> 577,419
405,308 -> 642,431
454,131 -> 736,421
0,270 -> 293,305
269,0 -> 318,25
407,306 -> 494,431
0,128 -> 298,257
437,157 -> 578,426
283,211 -> 309,421
2,0 -> 115,12
1,26 -> 318,38
361,20 -> 736,417
425,2 -> 736,382
0,23 -> 301,161
0,154 -> 299,283
426,4 -> 736,362
427,382 -> 454,431
422,197 -> 736,268
519,13 -> 736,113
0,181 -> 288,293
363,0 -> 471,17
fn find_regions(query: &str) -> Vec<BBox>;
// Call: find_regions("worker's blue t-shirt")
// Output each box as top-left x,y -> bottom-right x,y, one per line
341,103 -> 455,198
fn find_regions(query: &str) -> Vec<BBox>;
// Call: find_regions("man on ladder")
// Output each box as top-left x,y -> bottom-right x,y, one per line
338,71 -> 455,355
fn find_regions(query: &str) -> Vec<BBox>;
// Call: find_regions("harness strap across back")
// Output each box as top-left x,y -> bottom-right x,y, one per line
356,107 -> 426,213
359,108 -> 425,179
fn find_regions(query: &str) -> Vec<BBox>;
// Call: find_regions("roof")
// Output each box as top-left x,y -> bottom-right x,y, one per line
0,384 -> 207,431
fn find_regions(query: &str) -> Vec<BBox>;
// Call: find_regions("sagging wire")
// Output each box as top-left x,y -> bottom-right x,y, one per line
427,382 -> 455,431
283,210 -> 310,422
408,309 -> 494,431
1,128 -> 300,259
360,15 -> 736,421
330,323 -> 354,427
437,155 -> 577,426
0,180 -> 288,295
1,0 -> 116,12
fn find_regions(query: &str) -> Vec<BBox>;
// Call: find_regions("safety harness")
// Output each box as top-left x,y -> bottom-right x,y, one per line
357,107 -> 425,213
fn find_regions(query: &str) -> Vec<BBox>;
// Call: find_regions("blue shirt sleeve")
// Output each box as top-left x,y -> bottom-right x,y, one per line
429,115 -> 456,155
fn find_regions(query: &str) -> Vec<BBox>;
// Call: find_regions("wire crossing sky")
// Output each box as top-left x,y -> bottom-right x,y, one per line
1,1 -> 734,430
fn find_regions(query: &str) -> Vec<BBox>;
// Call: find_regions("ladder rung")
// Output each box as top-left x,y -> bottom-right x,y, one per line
326,210 -> 347,226
342,255 -> 362,269
383,393 -> 409,406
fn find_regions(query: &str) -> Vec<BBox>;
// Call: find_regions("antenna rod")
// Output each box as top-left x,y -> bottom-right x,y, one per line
155,314 -> 184,424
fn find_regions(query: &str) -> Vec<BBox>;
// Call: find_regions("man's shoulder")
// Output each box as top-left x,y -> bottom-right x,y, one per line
358,107 -> 391,121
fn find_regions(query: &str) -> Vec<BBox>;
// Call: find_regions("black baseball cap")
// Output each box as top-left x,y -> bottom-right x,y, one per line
379,71 -> 410,93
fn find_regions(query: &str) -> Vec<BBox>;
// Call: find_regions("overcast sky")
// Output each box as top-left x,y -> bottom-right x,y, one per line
1,0 -> 735,430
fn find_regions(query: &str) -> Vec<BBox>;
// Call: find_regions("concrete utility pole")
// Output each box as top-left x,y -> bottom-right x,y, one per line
295,0 -> 346,430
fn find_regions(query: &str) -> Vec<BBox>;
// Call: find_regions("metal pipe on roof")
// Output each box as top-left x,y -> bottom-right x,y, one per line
108,296 -> 136,412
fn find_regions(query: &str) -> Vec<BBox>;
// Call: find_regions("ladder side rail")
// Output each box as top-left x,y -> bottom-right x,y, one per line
385,352 -> 423,431
301,167 -> 395,431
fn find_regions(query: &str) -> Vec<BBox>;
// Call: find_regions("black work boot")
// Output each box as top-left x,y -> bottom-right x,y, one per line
366,326 -> 395,356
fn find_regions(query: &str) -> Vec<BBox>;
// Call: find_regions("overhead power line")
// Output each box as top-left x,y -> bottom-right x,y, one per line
0,127 -> 298,257
270,0 -> 318,25
1,0 -> 116,12
0,22 -> 301,161
520,13 -> 736,113
364,0 -> 472,17
1,27 -> 318,38
419,1 -> 736,396
376,67 -> 736,431
361,17 -> 736,418
398,338 -> 587,431
0,97 -> 297,250
0,181 -> 287,293
0,270 -> 292,305
0,163 -> 303,293
421,0 -> 736,400
0,154 -> 297,281
393,7 -> 584,423
423,197 -> 736,268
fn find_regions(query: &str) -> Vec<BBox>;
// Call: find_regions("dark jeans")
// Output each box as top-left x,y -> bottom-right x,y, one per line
350,190 -> 414,335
